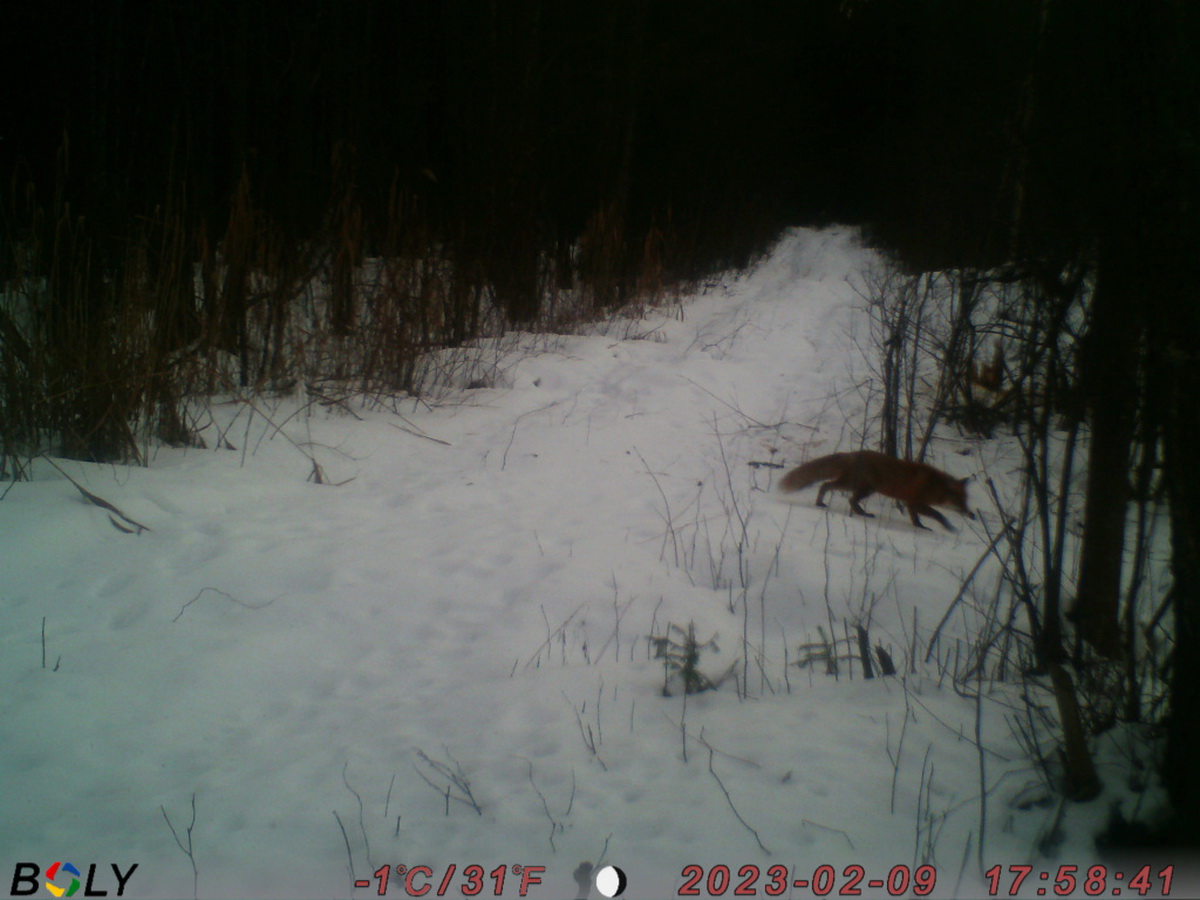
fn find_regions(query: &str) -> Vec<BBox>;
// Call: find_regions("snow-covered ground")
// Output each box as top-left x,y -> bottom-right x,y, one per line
1,229 -> 1179,898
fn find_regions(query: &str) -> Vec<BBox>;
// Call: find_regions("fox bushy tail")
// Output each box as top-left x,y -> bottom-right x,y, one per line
778,453 -> 847,493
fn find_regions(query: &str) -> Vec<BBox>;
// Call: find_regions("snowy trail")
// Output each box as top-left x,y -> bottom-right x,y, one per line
1,228 -> 1136,899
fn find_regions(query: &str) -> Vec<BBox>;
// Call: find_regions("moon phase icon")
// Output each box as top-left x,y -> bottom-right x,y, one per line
595,865 -> 627,898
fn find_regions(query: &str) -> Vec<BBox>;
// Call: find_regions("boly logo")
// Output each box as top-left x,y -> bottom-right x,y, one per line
9,862 -> 138,898
44,863 -> 81,898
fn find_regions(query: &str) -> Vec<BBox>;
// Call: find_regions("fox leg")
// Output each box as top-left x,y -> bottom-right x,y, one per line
815,480 -> 834,508
909,504 -> 951,531
848,487 -> 875,518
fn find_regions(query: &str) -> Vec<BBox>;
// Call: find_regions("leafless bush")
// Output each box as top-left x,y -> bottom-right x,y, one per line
864,252 -> 1174,825
0,158 -> 682,478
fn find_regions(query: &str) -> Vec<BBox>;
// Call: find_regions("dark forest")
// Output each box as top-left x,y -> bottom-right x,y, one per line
6,1 -> 1054,284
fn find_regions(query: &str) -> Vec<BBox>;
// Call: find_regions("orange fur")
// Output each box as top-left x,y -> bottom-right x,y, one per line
779,450 -> 974,531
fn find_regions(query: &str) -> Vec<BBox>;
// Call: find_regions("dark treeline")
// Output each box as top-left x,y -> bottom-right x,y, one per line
5,0 -> 1044,293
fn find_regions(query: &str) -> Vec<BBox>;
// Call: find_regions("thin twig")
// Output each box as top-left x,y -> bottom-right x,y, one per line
524,601 -> 589,670
801,817 -> 856,851
975,667 -> 987,875
526,760 -> 560,853
387,419 -> 451,446
384,773 -> 397,820
633,445 -> 681,567
333,810 -> 355,882
924,528 -> 1006,662
502,400 -> 559,470
172,587 -> 278,623
699,730 -> 770,854
414,748 -> 483,814
342,763 -> 371,869
160,793 -> 199,899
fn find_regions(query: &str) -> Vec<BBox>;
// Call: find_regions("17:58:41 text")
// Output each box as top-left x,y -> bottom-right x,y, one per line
983,863 -> 1173,896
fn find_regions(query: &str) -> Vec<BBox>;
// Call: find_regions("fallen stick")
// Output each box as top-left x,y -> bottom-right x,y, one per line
41,454 -> 152,534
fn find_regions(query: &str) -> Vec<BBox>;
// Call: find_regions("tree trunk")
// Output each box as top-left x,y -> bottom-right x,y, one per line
1047,662 -> 1102,800
1067,233 -> 1140,661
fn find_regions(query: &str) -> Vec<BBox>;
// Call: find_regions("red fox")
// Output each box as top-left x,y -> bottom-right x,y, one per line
779,450 -> 975,531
